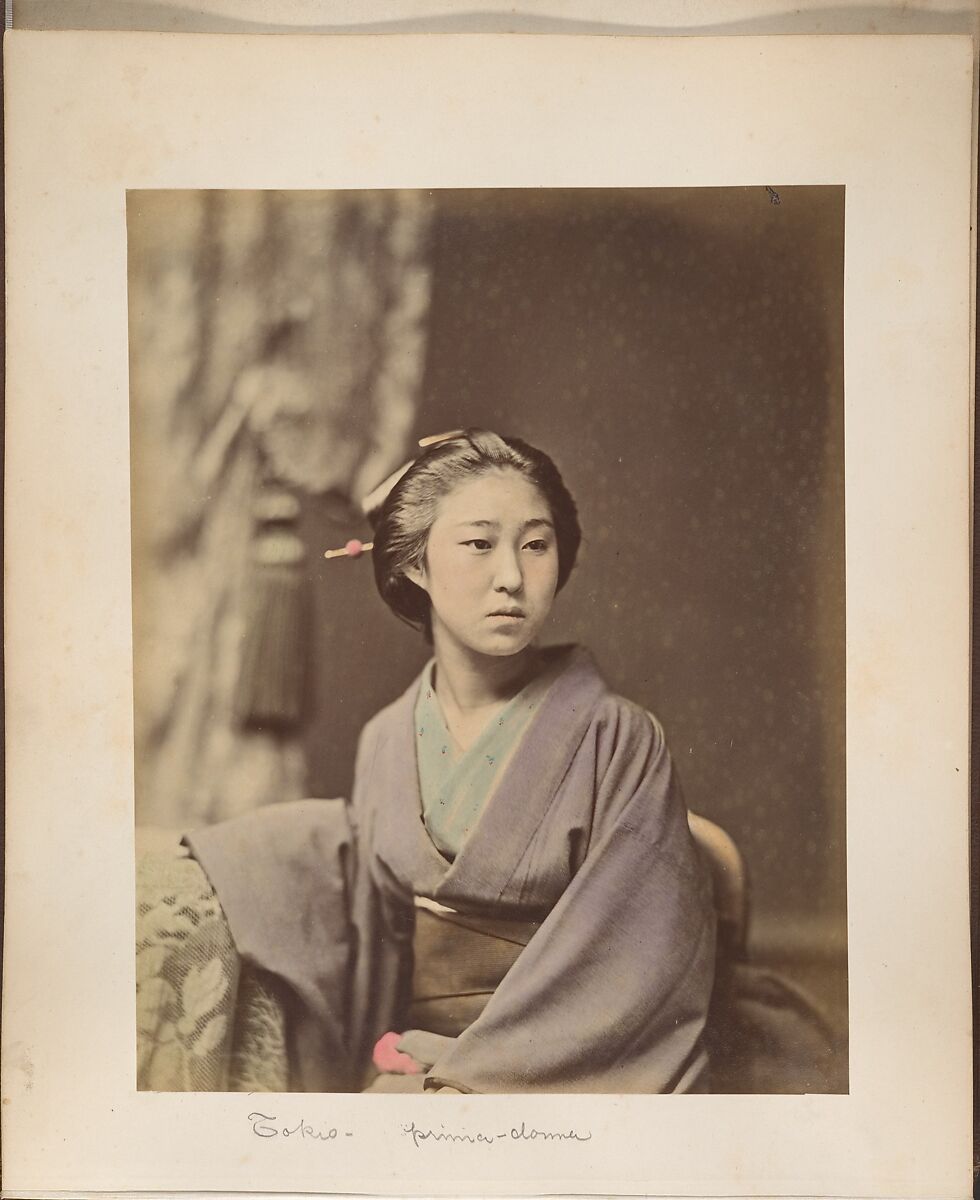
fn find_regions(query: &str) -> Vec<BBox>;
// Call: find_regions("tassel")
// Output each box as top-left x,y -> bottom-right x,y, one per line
235,488 -> 310,731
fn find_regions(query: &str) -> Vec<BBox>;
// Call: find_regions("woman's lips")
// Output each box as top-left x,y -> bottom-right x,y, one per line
487,610 -> 526,619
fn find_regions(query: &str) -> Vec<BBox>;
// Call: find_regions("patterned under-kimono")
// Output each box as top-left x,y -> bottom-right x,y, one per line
188,644 -> 717,1094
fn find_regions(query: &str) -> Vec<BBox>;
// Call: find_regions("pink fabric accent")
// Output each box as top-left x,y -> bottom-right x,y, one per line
372,1031 -> 423,1075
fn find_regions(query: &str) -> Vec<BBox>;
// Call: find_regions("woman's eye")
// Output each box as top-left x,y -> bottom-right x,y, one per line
523,539 -> 551,553
461,539 -> 492,551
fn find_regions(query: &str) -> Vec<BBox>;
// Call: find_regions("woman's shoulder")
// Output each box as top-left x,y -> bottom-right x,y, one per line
565,663 -> 683,836
590,689 -> 669,763
561,644 -> 668,751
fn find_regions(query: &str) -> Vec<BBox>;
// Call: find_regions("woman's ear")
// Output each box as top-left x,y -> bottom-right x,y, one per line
403,562 -> 428,592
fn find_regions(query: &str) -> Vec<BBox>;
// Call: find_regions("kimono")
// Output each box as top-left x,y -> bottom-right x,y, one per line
188,644 -> 717,1093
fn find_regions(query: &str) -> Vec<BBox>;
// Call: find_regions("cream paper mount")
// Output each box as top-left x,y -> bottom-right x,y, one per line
2,29 -> 974,1200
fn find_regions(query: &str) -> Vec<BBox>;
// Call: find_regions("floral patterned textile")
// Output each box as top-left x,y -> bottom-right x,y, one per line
136,852 -> 289,1091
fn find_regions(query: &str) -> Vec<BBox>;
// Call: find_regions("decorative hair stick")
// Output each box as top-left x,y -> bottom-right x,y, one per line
417,429 -> 464,447
324,539 -> 374,560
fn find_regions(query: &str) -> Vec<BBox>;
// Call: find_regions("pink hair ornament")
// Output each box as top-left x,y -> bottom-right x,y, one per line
323,539 -> 373,560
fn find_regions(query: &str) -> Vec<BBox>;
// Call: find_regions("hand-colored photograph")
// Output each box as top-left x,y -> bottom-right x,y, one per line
130,187 -> 847,1095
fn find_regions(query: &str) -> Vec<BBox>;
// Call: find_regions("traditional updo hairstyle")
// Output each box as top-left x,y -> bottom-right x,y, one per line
370,429 -> 581,638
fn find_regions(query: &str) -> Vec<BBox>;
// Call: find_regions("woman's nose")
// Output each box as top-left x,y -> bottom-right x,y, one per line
492,547 -> 524,593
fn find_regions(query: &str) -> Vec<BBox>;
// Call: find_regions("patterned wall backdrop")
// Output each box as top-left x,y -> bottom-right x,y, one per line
303,187 -> 845,962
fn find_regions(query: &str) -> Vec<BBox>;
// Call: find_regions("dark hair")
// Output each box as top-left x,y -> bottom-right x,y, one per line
371,429 -> 581,636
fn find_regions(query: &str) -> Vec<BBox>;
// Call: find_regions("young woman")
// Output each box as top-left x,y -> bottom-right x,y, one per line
188,429 -> 717,1094
345,430 -> 715,1093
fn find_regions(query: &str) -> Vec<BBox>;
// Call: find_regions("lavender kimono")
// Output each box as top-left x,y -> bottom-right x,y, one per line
189,645 -> 716,1093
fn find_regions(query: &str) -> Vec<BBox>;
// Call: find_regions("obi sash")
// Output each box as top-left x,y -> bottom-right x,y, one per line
408,897 -> 540,1037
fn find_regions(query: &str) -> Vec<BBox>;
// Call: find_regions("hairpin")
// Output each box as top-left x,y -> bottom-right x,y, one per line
323,430 -> 464,561
324,539 -> 374,560
417,429 -> 464,448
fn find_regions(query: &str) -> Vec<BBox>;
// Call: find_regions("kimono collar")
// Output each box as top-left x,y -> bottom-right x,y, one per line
373,645 -> 609,907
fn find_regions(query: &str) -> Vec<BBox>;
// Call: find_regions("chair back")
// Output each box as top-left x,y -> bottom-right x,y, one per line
687,810 -> 749,960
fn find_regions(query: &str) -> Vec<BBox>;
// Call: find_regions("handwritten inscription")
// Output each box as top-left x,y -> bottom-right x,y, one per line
247,1112 -> 592,1148
402,1119 -> 592,1148
248,1112 -> 352,1141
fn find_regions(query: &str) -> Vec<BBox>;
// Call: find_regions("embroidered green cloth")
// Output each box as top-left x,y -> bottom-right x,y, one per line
414,652 -> 566,860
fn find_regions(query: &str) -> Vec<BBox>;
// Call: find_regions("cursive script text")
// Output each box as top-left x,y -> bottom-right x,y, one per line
248,1111 -> 351,1142
402,1119 -> 591,1149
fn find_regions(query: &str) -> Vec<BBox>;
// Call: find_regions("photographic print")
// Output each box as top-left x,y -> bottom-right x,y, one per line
130,185 -> 848,1097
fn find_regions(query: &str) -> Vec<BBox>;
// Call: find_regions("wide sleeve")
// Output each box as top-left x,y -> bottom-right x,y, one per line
423,702 -> 716,1094
183,798 -> 356,1092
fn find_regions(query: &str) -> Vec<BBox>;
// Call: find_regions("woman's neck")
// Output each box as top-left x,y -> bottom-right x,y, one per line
430,633 -> 543,714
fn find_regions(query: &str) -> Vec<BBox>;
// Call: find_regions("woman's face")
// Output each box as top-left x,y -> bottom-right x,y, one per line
407,468 -> 559,659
